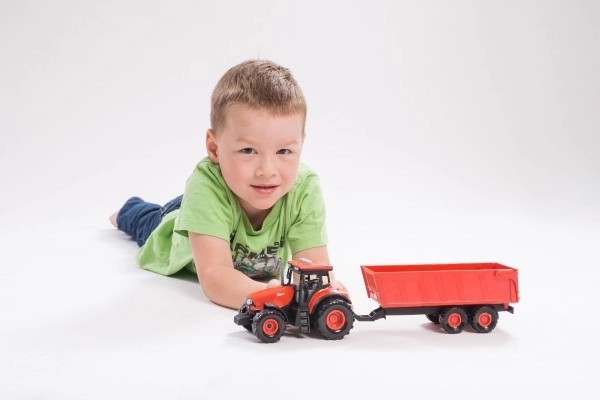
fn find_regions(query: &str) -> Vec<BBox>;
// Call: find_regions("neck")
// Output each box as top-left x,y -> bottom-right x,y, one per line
246,208 -> 271,230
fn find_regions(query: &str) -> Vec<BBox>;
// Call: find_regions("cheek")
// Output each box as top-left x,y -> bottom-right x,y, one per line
284,158 -> 301,173
220,170 -> 242,193
281,164 -> 299,183
220,160 -> 247,183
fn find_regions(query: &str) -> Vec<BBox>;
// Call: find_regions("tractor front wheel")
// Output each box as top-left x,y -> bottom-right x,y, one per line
253,309 -> 286,343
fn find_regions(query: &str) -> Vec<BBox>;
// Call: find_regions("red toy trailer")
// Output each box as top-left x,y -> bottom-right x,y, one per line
234,259 -> 519,342
355,262 -> 519,334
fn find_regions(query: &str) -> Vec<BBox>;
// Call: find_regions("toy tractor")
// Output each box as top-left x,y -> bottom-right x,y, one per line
233,258 -> 354,343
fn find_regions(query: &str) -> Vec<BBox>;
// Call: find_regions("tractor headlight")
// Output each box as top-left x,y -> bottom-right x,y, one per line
245,298 -> 253,306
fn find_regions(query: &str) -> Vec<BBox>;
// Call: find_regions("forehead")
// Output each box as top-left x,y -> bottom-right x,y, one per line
225,103 -> 302,122
221,104 -> 304,136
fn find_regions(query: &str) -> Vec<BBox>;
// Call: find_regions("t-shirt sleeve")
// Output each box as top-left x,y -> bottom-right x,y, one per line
174,161 -> 235,241
286,170 -> 328,253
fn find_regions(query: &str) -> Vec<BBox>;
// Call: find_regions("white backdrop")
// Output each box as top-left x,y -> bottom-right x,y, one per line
1,1 -> 598,398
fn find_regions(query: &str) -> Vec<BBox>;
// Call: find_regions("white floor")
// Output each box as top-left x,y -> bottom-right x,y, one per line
2,1 -> 599,399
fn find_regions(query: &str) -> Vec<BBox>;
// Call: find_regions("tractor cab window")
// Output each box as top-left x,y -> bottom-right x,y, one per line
285,267 -> 294,285
286,266 -> 303,286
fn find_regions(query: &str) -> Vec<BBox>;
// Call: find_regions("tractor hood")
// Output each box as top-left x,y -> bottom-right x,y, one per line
247,285 -> 295,309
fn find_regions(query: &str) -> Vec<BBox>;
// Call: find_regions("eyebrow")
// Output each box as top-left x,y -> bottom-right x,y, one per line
234,137 -> 301,147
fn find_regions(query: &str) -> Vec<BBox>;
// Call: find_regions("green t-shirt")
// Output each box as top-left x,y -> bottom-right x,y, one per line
136,157 -> 328,279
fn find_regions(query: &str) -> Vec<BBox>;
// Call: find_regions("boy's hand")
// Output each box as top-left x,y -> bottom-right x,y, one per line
266,278 -> 281,288
330,279 -> 349,295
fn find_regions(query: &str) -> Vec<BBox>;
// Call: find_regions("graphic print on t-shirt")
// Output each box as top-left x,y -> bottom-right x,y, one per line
230,232 -> 285,279
233,254 -> 282,279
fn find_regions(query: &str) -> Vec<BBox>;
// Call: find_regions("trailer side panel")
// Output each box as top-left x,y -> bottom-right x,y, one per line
360,263 -> 519,309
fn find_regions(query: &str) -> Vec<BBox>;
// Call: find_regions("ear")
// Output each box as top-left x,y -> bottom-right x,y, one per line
206,129 -> 219,163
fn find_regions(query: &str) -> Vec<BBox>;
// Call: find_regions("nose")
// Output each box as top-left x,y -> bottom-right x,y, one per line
256,155 -> 277,177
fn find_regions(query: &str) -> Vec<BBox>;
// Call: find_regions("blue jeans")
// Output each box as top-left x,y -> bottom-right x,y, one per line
116,195 -> 183,247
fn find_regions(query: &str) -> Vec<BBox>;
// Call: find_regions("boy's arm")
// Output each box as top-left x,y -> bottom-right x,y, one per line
189,232 -> 278,309
293,245 -> 347,293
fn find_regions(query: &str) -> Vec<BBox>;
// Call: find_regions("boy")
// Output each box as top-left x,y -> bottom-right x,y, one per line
110,59 -> 345,309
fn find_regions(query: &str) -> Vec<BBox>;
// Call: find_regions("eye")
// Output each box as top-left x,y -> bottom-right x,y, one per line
276,149 -> 291,155
240,148 -> 255,154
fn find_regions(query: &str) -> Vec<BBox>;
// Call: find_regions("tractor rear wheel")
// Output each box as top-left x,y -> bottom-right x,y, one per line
315,298 -> 354,340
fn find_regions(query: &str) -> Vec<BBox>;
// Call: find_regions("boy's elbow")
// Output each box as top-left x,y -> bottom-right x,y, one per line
198,281 -> 233,309
196,267 -> 239,309
197,268 -> 220,298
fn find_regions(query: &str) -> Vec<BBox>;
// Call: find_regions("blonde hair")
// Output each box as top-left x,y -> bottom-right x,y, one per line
210,59 -> 307,133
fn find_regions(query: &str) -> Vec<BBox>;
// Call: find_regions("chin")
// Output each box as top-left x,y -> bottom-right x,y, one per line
250,196 -> 280,209
254,201 -> 278,210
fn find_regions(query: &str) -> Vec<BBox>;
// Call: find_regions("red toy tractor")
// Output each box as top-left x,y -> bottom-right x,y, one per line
234,258 -> 354,343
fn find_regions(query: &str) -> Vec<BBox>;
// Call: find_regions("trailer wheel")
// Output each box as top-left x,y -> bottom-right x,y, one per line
426,314 -> 440,324
439,307 -> 468,334
471,306 -> 499,333
253,309 -> 286,343
316,298 -> 354,340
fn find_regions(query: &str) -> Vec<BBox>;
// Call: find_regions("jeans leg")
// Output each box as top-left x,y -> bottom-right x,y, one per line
160,194 -> 184,218
116,197 -> 162,247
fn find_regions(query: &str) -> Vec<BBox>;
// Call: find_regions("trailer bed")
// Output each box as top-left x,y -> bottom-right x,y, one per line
360,262 -> 519,309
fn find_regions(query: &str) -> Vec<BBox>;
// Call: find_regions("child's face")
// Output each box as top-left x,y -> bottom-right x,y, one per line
207,104 -> 304,221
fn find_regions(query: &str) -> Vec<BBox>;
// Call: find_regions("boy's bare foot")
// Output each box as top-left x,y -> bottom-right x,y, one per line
109,211 -> 118,228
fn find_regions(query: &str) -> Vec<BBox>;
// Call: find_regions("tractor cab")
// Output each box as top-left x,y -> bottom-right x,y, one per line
285,258 -> 333,304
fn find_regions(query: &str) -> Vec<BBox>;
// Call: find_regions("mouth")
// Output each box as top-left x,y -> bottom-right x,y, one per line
251,184 -> 278,194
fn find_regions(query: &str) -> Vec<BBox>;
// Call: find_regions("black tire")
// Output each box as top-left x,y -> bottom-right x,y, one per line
426,314 -> 440,324
316,298 -> 354,340
439,307 -> 468,334
470,306 -> 499,333
253,309 -> 286,343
